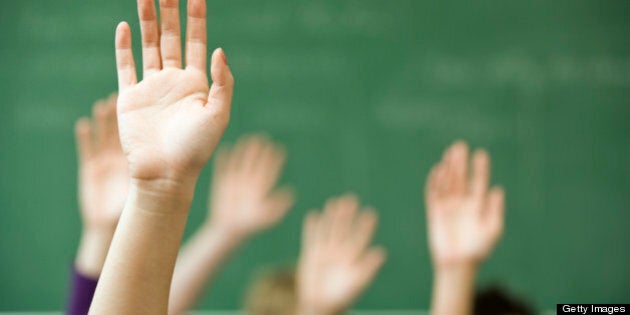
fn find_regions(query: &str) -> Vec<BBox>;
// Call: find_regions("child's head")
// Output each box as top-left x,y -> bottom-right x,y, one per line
244,267 -> 297,315
474,285 -> 534,315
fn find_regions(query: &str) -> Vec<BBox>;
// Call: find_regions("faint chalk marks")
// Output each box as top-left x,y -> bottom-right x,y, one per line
246,100 -> 331,132
390,52 -> 630,94
297,1 -> 391,37
424,52 -> 630,89
11,100 -> 75,132
229,49 -> 348,80
372,98 -> 511,141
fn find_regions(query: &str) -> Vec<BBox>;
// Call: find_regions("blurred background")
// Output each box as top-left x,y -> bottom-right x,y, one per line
0,0 -> 629,312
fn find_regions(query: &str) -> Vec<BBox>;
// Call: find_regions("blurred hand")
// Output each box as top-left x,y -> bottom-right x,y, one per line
207,135 -> 294,239
75,93 -> 128,230
114,0 -> 234,188
297,194 -> 386,315
425,141 -> 505,267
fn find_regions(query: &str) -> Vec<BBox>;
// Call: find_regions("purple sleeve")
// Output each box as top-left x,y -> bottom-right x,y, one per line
67,267 -> 99,315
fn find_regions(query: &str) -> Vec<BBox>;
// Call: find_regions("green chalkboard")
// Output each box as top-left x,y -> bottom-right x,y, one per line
1,0 -> 629,311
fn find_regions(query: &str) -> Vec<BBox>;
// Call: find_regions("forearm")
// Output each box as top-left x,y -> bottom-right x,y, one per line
89,179 -> 195,315
168,226 -> 246,315
430,263 -> 478,315
75,227 -> 115,278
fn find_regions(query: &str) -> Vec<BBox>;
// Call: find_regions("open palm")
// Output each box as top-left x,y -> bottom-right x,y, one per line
208,135 -> 294,238
298,195 -> 386,315
75,93 -> 128,229
114,0 -> 234,181
425,142 -> 505,265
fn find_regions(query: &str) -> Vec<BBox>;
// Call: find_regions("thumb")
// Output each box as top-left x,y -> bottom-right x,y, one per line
208,48 -> 235,108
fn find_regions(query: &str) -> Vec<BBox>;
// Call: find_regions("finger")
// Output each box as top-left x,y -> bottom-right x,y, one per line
115,22 -> 138,91
207,48 -> 234,108
450,141 -> 468,196
302,211 -> 320,249
240,135 -> 265,175
185,0 -> 207,73
349,209 -> 378,260
471,149 -> 490,198
258,140 -> 287,189
302,212 -> 317,244
138,0 -> 162,76
106,98 -> 118,144
106,92 -> 121,141
330,194 -> 359,244
92,100 -> 108,149
107,92 -> 119,112
264,187 -> 296,225
434,163 -> 448,198
210,145 -> 232,199
75,118 -> 94,162
223,137 -> 248,177
425,165 -> 440,212
441,146 -> 456,196
253,134 -> 274,172
319,196 -> 339,244
212,145 -> 230,180
102,97 -> 118,148
355,247 -> 386,289
486,186 -> 505,240
159,0 -> 182,68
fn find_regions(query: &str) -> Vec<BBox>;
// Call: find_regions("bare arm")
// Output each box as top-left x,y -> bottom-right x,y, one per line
89,0 -> 234,313
168,136 -> 294,315
168,224 -> 243,315
425,142 -> 505,315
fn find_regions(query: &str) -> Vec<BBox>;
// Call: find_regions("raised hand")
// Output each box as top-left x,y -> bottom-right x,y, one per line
90,1 -> 234,313
425,142 -> 505,315
297,194 -> 386,315
208,135 -> 294,239
425,141 -> 505,266
73,93 -> 128,279
75,93 -> 128,230
115,0 -> 234,185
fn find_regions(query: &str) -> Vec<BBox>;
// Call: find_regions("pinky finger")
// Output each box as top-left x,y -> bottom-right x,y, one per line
486,186 -> 505,239
75,118 -> 94,162
302,211 -> 320,249
115,22 -> 137,91
356,247 -> 387,287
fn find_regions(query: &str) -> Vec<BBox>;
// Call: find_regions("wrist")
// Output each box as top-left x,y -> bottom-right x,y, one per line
127,176 -> 198,215
203,220 -> 254,242
434,259 -> 480,273
198,223 -> 249,249
434,261 -> 479,284
431,261 -> 478,315
433,262 -> 478,292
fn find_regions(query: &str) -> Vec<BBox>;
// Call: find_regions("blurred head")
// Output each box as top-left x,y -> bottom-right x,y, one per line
474,285 -> 535,315
244,267 -> 297,315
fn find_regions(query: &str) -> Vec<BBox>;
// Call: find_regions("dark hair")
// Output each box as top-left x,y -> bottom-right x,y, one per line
473,285 -> 535,315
